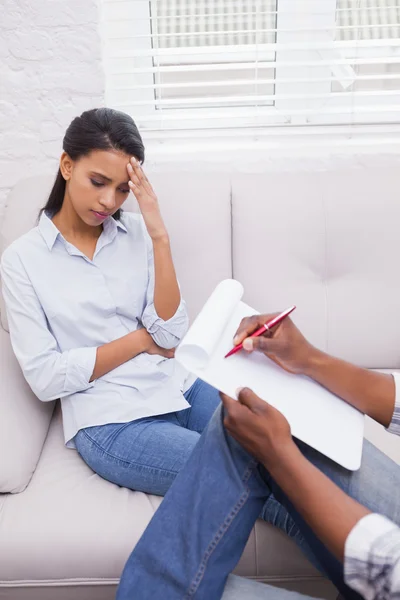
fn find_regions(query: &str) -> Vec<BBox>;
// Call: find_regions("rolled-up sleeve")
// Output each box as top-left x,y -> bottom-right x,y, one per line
140,225 -> 189,349
1,249 -> 97,402
388,373 -> 400,436
345,513 -> 400,599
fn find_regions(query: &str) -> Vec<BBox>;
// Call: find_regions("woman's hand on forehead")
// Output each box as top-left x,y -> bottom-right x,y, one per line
127,157 -> 168,241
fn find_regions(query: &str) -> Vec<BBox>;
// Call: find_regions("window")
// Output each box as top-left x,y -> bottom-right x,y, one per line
101,0 -> 400,132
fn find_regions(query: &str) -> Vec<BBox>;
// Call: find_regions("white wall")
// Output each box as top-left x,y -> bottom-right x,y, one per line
1,0 -> 400,221
0,0 -> 104,220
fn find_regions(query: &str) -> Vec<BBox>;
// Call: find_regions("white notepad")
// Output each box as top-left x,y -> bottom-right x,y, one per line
176,280 -> 364,470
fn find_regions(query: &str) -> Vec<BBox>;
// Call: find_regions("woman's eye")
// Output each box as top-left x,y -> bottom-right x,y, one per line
90,179 -> 104,187
119,188 -> 130,194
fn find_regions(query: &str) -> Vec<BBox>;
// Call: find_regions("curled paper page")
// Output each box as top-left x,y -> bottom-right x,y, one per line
176,279 -> 243,370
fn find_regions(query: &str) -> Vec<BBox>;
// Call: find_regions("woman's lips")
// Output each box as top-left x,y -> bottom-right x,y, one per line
92,210 -> 109,220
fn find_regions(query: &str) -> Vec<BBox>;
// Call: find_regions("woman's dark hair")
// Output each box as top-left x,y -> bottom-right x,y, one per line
41,108 -> 145,221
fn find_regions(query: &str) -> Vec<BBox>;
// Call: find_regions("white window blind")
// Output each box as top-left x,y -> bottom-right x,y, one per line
101,0 -> 400,131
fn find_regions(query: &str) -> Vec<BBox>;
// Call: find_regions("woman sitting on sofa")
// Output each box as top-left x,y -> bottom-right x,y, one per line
1,108 -> 399,598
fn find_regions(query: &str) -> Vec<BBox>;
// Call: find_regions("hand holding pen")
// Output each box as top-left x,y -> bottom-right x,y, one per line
225,307 -> 316,376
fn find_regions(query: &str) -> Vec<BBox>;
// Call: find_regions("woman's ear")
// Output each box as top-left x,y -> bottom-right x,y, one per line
60,152 -> 74,181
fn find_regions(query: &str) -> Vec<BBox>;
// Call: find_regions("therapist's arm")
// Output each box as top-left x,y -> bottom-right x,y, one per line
234,314 -> 395,428
222,389 -> 400,600
221,389 -> 370,561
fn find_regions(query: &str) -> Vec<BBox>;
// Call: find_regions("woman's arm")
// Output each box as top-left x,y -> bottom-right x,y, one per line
127,158 -> 180,321
1,250 -> 171,400
127,158 -> 189,349
234,314 -> 396,427
90,328 -> 173,381
152,235 -> 181,321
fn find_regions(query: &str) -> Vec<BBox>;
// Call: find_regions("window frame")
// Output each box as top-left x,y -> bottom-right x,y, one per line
102,0 -> 400,132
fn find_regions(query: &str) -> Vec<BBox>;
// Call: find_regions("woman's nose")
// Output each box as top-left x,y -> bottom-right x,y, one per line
100,193 -> 116,210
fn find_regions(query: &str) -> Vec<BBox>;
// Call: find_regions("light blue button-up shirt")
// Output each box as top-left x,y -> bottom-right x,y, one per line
1,211 -> 194,447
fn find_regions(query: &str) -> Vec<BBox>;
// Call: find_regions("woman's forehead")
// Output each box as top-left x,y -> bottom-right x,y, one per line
81,149 -> 132,181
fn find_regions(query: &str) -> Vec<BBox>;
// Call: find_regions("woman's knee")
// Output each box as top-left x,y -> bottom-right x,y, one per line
74,422 -> 201,495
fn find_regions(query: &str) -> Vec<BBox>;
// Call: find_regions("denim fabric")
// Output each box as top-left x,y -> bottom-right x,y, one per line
74,378 -> 221,495
116,404 -> 400,600
221,575 -> 313,600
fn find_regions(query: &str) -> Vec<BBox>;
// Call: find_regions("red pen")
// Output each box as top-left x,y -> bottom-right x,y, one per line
225,305 -> 296,358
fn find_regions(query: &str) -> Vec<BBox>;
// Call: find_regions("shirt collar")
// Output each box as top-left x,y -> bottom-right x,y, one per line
38,212 -> 60,250
102,214 -> 128,239
39,211 -> 127,251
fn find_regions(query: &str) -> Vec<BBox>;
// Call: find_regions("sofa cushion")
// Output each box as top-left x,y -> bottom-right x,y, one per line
0,328 -> 54,493
0,406 -> 329,599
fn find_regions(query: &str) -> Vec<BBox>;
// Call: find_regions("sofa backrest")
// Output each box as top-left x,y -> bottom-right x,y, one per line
232,168 -> 400,368
2,164 -> 400,492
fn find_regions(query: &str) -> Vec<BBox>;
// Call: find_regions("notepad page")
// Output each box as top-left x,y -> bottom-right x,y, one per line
180,300 -> 365,471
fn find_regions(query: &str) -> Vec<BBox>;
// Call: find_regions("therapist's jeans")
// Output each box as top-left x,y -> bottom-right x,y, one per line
75,380 -> 400,598
217,575 -> 315,600
114,402 -> 400,600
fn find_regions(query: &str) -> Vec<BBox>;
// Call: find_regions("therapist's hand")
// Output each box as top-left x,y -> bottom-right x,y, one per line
222,388 -> 370,564
220,388 -> 297,470
233,313 -> 315,375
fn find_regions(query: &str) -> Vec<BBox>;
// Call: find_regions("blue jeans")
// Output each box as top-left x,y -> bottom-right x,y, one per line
115,401 -> 400,600
221,575 -> 311,600
75,379 -> 222,496
75,379 -> 311,562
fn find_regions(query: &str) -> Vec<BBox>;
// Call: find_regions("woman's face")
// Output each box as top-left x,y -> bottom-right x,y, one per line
60,149 -> 135,226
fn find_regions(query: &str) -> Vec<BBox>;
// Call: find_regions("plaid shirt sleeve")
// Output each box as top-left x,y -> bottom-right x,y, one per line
388,373 -> 400,436
343,375 -> 400,598
345,514 -> 400,600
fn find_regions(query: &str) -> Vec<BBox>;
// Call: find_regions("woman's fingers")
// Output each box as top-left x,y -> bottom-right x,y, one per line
134,161 -> 155,196
130,157 -> 144,181
127,163 -> 139,183
128,181 -> 138,196
127,164 -> 141,199
127,159 -> 157,200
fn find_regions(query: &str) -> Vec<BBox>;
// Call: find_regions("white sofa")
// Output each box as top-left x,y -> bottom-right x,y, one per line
1,167 -> 400,600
